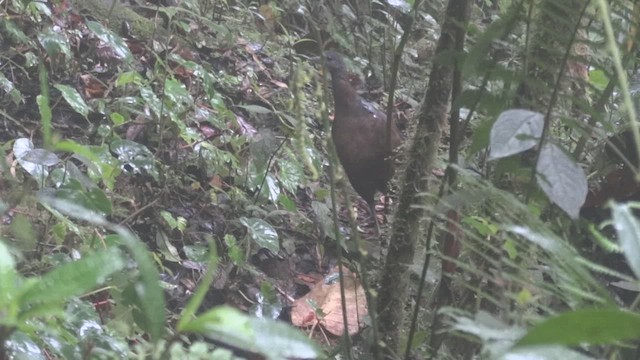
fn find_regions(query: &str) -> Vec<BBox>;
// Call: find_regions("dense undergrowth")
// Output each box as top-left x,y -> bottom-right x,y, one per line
2,0 -> 640,359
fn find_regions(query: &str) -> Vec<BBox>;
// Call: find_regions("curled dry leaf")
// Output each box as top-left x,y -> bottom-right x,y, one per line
291,267 -> 368,336
79,74 -> 106,98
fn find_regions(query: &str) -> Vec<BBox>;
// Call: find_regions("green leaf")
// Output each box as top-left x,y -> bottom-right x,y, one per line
14,138 -> 48,186
55,141 -> 121,188
0,72 -> 24,104
37,28 -> 71,60
239,217 -> 279,252
499,346 -> 594,360
536,143 -> 587,219
488,109 -> 543,160
19,247 -> 124,305
6,332 -> 46,360
140,86 -> 163,118
115,71 -> 143,87
589,69 -> 609,91
2,19 -> 32,45
55,84 -> 89,118
611,203 -> 640,279
0,240 -> 18,310
516,308 -> 640,347
180,305 -> 320,360
37,195 -> 166,339
110,139 -> 158,180
278,152 -> 305,193
178,239 -> 218,330
110,229 -> 166,341
164,78 -> 193,106
21,149 -> 60,166
86,21 -> 132,62
237,104 -> 273,114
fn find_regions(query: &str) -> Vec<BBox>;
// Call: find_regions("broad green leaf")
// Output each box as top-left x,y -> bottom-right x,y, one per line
86,21 -> 132,62
499,346 -> 594,360
180,305 -> 320,360
239,217 -> 279,252
536,143 -> 587,219
21,149 -> 60,166
589,69 -> 609,91
488,109 -> 543,160
516,308 -> 640,347
111,229 -> 166,341
87,188 -> 113,215
37,195 -> 165,339
0,72 -> 24,104
611,203 -> 640,279
55,141 -> 121,189
115,71 -> 143,87
140,86 -> 163,118
278,152 -> 305,193
110,139 -> 158,180
155,231 -> 181,262
38,192 -> 108,224
19,247 -> 124,305
0,240 -> 18,310
37,28 -> 71,60
2,19 -> 32,45
164,78 -> 193,106
237,104 -> 273,114
278,193 -> 297,212
14,138 -> 48,185
6,332 -> 46,360
54,84 -> 89,118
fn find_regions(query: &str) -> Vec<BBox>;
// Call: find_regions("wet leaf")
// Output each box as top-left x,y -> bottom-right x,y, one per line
536,143 -> 587,219
517,308 -> 640,347
19,247 -> 124,305
488,109 -> 543,160
278,153 -> 305,193
37,194 -> 165,339
55,84 -> 89,118
498,346 -> 594,360
14,138 -> 48,185
140,86 -> 163,118
181,305 -> 320,360
156,231 -> 182,262
164,78 -> 193,106
611,203 -> 640,279
21,149 -> 60,166
239,217 -> 279,252
37,28 -> 71,60
0,72 -> 24,104
86,21 -> 132,62
237,104 -> 273,114
0,240 -> 18,308
111,139 -> 158,180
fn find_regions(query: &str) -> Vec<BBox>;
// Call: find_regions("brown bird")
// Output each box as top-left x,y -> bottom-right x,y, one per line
324,50 -> 402,235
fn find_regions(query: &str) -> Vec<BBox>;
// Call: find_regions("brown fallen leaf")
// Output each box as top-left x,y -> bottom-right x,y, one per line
291,267 -> 368,336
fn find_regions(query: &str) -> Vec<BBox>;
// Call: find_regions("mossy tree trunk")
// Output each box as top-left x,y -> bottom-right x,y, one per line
376,0 -> 472,356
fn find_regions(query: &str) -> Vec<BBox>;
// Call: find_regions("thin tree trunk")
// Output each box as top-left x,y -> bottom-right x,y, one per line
377,0 -> 472,355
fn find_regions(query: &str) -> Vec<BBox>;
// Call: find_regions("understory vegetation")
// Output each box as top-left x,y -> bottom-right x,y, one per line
1,0 -> 640,359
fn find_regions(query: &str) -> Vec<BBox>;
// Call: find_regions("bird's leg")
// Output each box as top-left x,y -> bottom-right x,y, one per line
367,200 -> 381,237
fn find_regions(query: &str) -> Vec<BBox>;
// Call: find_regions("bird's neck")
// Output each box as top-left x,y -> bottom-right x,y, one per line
331,74 -> 361,116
